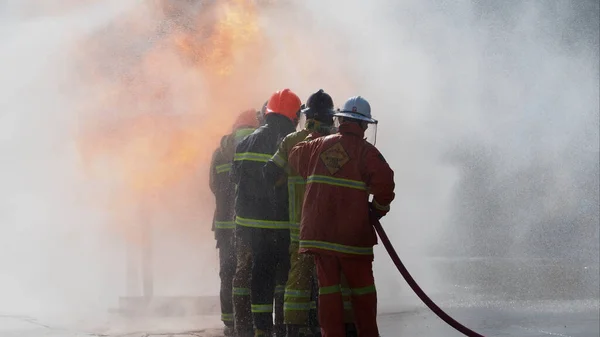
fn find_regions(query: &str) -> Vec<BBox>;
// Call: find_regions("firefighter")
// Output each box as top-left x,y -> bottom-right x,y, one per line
232,88 -> 302,337
288,96 -> 395,337
209,109 -> 260,337
264,89 -> 357,337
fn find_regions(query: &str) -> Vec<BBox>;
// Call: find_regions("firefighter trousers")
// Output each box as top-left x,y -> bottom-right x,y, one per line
217,236 -> 236,327
232,228 -> 253,336
315,254 -> 378,337
285,243 -> 356,327
241,226 -> 290,335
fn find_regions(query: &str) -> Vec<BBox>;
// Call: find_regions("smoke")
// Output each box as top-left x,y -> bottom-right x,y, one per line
0,0 -> 597,330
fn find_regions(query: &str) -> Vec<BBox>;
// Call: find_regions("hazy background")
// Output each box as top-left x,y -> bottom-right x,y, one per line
0,0 -> 598,327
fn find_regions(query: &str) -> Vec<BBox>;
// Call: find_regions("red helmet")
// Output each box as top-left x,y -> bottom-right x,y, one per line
265,89 -> 302,122
232,109 -> 259,131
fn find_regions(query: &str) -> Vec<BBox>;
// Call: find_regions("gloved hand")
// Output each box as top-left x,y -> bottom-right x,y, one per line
369,202 -> 388,220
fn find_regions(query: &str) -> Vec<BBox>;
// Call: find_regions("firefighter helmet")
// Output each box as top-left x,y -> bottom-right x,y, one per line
232,109 -> 259,131
334,96 -> 377,124
265,89 -> 302,122
302,89 -> 335,123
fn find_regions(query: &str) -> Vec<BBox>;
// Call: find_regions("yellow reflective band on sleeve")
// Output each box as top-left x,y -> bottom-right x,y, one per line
234,128 -> 255,142
234,152 -> 272,163
235,216 -> 289,229
300,240 -> 374,255
221,313 -> 234,322
284,289 -> 311,298
306,175 -> 366,191
214,221 -> 235,229
319,284 -> 341,295
290,232 -> 300,243
233,287 -> 250,296
271,152 -> 288,169
275,285 -> 285,294
289,222 -> 300,242
287,176 -> 306,227
287,176 -> 306,185
283,302 -> 313,311
251,304 -> 273,313
216,163 -> 232,174
351,284 -> 377,296
373,199 -> 390,212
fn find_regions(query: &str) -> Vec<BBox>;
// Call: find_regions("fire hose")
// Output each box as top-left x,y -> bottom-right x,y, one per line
371,215 -> 485,337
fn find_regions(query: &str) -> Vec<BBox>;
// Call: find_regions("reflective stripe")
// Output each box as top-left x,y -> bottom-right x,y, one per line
234,152 -> 272,163
373,199 -> 390,212
289,222 -> 300,242
284,302 -> 313,311
341,287 -> 352,297
344,301 -> 353,310
284,289 -> 311,298
310,301 -> 317,310
216,163 -> 231,174
300,240 -> 374,255
233,287 -> 250,296
306,174 -> 366,190
319,284 -> 341,295
275,285 -> 285,294
234,128 -> 255,143
288,176 -> 306,184
251,304 -> 273,313
255,330 -> 268,336
351,284 -> 377,296
287,175 -> 306,239
214,221 -> 235,229
235,216 -> 289,229
290,232 -> 300,243
221,313 -> 233,322
271,152 -> 288,168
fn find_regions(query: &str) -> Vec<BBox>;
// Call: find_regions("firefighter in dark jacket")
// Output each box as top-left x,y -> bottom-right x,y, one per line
232,88 -> 302,337
209,109 -> 259,336
264,89 -> 357,336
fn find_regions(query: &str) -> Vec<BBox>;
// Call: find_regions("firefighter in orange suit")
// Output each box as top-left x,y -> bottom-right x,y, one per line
209,109 -> 259,336
288,96 -> 395,337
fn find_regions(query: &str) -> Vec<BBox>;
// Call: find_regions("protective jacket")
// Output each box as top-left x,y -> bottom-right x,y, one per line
232,113 -> 297,229
209,127 -> 256,243
264,120 -> 330,242
288,122 -> 395,258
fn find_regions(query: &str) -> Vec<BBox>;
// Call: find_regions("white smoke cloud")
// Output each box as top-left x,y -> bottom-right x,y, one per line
0,0 -> 597,331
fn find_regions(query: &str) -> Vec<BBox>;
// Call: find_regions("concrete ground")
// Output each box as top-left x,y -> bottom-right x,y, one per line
1,298 -> 597,337
1,259 -> 598,337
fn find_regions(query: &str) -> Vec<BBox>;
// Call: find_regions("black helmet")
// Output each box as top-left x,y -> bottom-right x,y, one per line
302,89 -> 334,124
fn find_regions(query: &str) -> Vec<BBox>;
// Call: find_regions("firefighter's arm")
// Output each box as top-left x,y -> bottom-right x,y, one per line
263,137 -> 290,187
365,147 -> 396,219
208,149 -> 220,195
288,140 -> 312,179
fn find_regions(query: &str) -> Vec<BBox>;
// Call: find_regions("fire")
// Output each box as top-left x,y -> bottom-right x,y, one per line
74,0 -> 269,240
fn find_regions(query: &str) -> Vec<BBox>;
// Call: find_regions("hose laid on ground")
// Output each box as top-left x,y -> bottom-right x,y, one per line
371,215 -> 485,337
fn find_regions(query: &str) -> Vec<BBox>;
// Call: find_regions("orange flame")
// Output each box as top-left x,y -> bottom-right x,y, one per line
74,0 -> 270,242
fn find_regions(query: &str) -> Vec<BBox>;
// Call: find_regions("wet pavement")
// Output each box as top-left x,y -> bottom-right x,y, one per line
1,298 -> 598,337
1,259 -> 598,337
379,300 -> 599,336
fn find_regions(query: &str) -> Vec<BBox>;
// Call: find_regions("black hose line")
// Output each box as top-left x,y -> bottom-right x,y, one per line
372,215 -> 486,337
